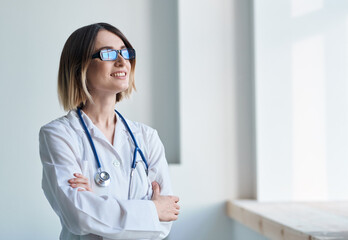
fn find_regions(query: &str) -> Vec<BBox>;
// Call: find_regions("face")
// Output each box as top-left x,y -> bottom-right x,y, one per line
86,30 -> 131,97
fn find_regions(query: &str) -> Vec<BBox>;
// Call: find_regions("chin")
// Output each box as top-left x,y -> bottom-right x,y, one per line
116,84 -> 129,93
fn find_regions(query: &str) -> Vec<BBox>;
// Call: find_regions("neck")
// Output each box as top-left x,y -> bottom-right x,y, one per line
82,94 -> 116,127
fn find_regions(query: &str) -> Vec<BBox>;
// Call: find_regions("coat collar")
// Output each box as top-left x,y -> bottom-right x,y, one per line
66,109 -> 141,147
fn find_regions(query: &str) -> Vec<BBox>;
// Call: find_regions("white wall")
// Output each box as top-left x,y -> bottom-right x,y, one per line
168,0 -> 259,239
255,0 -> 348,201
0,0 -> 262,239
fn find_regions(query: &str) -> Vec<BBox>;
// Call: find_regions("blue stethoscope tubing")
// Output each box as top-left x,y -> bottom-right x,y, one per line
115,109 -> 149,171
77,108 -> 149,194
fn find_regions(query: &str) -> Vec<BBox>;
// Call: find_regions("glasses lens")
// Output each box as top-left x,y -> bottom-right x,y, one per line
100,49 -> 117,61
121,49 -> 135,60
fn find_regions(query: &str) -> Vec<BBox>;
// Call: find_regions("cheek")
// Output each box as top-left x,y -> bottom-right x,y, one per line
86,63 -> 98,81
126,61 -> 132,71
86,63 -> 109,83
126,62 -> 132,81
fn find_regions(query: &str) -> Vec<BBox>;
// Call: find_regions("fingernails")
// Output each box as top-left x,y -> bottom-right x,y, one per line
74,173 -> 80,177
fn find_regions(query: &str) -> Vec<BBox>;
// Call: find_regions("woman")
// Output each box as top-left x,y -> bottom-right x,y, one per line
39,22 -> 179,240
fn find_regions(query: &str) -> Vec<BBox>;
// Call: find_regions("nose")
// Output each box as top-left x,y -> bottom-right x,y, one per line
114,54 -> 126,66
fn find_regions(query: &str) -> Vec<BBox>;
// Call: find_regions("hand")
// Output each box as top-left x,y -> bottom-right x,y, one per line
151,181 -> 180,222
68,173 -> 92,192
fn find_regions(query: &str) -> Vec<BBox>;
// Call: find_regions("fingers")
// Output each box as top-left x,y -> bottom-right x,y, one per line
151,181 -> 159,189
73,173 -> 88,180
153,194 -> 181,221
173,201 -> 180,215
172,198 -> 180,219
68,173 -> 92,192
169,207 -> 179,221
70,183 -> 90,190
172,196 -> 179,203
69,182 -> 91,191
68,178 -> 88,185
69,176 -> 88,184
151,181 -> 160,197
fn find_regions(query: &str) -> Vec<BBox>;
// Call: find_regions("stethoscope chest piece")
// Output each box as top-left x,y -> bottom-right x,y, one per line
95,171 -> 110,187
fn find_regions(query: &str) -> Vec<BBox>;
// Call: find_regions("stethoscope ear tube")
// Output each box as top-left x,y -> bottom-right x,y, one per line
115,110 -> 149,171
77,108 -> 102,169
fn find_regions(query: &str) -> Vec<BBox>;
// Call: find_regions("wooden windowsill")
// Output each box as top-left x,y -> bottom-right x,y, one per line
226,200 -> 348,240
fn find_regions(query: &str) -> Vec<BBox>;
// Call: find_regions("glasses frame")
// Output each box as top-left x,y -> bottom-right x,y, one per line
91,48 -> 136,61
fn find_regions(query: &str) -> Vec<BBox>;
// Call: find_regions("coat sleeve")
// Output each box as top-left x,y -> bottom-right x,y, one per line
146,129 -> 174,240
39,123 -> 163,239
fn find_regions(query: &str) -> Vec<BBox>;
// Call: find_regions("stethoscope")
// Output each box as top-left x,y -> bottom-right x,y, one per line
77,108 -> 149,198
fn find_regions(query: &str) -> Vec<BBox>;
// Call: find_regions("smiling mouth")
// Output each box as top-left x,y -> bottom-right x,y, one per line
111,72 -> 126,77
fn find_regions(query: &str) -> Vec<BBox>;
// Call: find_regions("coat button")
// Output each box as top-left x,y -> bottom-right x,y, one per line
113,159 -> 120,167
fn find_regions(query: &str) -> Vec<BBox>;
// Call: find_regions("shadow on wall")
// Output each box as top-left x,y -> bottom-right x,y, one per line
232,0 -> 256,199
149,0 -> 180,164
167,202 -> 267,240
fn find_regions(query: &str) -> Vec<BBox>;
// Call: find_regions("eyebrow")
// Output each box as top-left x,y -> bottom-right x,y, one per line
94,45 -> 127,52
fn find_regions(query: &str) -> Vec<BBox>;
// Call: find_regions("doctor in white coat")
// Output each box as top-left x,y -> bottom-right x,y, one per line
39,22 -> 180,240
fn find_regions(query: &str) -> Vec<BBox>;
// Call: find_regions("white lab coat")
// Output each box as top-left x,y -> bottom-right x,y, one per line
39,110 -> 173,240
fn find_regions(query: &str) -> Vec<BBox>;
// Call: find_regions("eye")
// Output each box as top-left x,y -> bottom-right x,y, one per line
100,49 -> 117,61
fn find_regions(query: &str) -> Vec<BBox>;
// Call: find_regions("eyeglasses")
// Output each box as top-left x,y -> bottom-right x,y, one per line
92,48 -> 136,61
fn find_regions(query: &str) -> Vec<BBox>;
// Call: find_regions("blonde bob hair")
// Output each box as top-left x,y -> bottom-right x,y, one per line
58,23 -> 136,111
